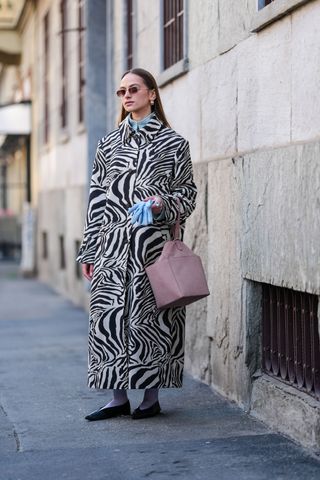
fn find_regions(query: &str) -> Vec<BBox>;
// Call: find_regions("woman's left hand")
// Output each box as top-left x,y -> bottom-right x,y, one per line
143,196 -> 163,215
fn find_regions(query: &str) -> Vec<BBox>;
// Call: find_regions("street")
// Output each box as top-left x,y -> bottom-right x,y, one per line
1,263 -> 320,480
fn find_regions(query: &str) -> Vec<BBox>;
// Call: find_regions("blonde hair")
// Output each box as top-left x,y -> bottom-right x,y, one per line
118,68 -> 171,128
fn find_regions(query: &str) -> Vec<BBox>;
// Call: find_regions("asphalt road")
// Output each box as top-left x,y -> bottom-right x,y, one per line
1,262 -> 320,480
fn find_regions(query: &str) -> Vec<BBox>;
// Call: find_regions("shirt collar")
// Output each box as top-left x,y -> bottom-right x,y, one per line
128,112 -> 154,131
119,112 -> 163,145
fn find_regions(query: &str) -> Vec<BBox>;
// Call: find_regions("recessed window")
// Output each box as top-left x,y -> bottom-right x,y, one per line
163,0 -> 184,70
78,0 -> 85,124
75,240 -> 81,279
262,283 -> 320,400
126,0 -> 134,69
258,0 -> 275,9
42,231 -> 48,259
59,235 -> 66,269
43,11 -> 50,143
60,0 -> 68,129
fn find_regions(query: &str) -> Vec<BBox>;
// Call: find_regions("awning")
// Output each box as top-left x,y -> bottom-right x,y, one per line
0,101 -> 31,135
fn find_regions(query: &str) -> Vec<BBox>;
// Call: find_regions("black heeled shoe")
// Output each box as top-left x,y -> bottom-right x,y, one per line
85,400 -> 131,421
131,401 -> 161,420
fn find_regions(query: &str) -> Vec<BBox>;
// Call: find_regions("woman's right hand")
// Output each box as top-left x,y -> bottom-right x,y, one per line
82,263 -> 94,280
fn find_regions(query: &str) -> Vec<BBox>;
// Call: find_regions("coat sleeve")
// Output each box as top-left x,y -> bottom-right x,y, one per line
155,139 -> 197,225
76,141 -> 108,264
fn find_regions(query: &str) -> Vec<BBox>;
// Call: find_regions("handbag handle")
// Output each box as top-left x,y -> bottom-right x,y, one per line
171,196 -> 181,240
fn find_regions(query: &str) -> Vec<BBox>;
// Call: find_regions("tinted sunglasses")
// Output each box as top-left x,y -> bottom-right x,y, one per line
116,85 -> 149,97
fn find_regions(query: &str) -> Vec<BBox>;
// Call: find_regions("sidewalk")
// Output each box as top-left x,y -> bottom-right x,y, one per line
1,263 -> 320,480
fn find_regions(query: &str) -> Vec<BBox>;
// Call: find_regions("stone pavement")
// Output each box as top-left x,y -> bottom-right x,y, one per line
1,262 -> 320,480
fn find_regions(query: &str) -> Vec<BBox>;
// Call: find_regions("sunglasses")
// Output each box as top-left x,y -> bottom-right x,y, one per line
116,85 -> 150,97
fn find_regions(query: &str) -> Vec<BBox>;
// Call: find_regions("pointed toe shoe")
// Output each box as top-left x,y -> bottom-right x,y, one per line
131,401 -> 161,420
85,400 -> 131,421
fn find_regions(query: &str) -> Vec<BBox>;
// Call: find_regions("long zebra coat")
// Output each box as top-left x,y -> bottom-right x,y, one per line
77,114 -> 197,389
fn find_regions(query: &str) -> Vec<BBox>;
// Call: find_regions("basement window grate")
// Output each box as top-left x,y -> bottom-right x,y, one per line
262,283 -> 320,400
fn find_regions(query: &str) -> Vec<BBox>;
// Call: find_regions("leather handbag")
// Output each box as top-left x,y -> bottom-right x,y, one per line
146,201 -> 210,310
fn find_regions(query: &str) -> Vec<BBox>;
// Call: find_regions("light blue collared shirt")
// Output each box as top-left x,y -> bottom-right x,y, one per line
128,112 -> 154,131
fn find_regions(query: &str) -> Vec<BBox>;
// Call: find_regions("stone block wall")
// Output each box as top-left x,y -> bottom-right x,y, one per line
105,2 -> 320,445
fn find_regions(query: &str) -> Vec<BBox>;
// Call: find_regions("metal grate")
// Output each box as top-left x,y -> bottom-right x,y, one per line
262,284 -> 320,400
163,0 -> 184,70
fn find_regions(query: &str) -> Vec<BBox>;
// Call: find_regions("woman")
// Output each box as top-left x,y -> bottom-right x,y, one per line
77,68 -> 197,420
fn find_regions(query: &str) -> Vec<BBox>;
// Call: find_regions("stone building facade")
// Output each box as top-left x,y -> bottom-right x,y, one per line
0,0 -> 111,297
34,0 -> 111,305
0,0 -> 34,264
2,0 -> 319,451
33,0 -> 88,302
104,0 -> 320,450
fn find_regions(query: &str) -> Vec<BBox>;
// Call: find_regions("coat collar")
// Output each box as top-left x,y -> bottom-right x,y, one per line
119,113 -> 163,145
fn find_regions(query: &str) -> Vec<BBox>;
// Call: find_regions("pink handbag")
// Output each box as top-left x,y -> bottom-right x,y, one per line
146,204 -> 210,310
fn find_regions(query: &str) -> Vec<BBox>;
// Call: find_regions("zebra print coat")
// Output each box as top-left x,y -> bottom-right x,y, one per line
77,114 -> 197,389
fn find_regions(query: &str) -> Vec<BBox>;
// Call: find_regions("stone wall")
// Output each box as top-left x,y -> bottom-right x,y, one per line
159,0 -> 320,446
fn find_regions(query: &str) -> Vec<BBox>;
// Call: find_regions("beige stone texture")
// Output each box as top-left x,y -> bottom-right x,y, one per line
200,50 -> 238,161
291,0 -> 320,141
160,68 -> 202,162
184,162 -> 211,384
251,375 -> 320,452
206,158 -> 249,404
188,0 -> 219,67
237,19 -> 291,152
135,0 -> 160,74
113,0 -> 126,83
238,142 -> 320,293
217,0 -> 256,55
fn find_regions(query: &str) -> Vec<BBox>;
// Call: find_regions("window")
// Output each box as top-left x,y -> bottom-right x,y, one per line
75,240 -> 81,279
59,235 -> 66,269
252,0 -> 308,32
60,0 -> 68,129
163,0 -> 184,70
262,283 -> 320,400
126,0 -> 134,69
258,0 -> 275,8
78,0 -> 85,124
42,231 -> 48,259
0,164 -> 7,210
43,12 -> 50,143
